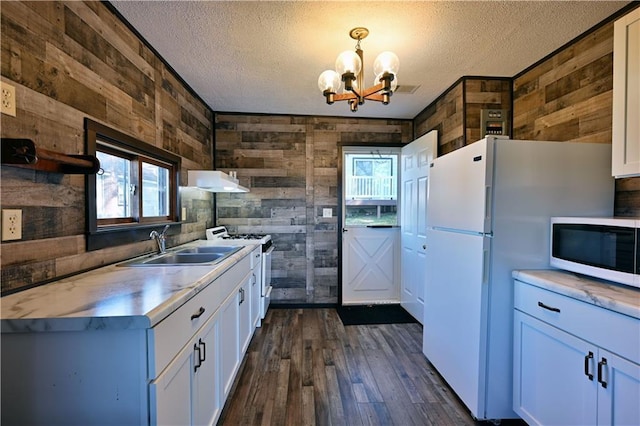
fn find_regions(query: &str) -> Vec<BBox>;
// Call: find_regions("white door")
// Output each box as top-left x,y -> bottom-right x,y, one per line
342,148 -> 400,305
400,131 -> 437,322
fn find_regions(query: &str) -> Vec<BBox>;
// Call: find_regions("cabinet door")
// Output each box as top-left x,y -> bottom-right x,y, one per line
219,290 -> 240,399
596,349 -> 640,426
612,7 -> 640,178
149,340 -> 193,425
514,311 -> 597,426
239,276 -> 253,355
251,258 -> 262,328
192,313 -> 221,426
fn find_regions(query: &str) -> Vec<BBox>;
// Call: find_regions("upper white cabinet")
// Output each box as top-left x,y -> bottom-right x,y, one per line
612,7 -> 640,178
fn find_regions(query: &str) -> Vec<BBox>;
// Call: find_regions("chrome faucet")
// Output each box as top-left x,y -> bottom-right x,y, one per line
150,225 -> 170,254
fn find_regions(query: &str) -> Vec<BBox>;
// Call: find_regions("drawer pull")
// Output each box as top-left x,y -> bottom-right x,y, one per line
190,306 -> 206,320
598,357 -> 608,388
194,343 -> 202,372
584,351 -> 594,380
198,338 -> 206,364
537,301 -> 560,313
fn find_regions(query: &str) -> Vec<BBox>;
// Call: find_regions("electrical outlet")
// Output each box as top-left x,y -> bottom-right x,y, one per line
1,82 -> 17,117
323,208 -> 333,218
2,209 -> 22,241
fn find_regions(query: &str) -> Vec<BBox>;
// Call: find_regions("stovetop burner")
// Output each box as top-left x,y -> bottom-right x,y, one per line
222,234 -> 267,240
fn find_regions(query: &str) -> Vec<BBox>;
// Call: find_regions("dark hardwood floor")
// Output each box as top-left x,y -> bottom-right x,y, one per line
218,308 -> 493,425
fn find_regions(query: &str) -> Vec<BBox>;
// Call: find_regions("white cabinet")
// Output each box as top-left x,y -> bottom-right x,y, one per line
1,249 -> 257,426
151,312 -> 219,426
612,7 -> 640,178
250,247 -> 263,328
513,280 -> 640,426
239,275 -> 252,355
219,283 -> 240,399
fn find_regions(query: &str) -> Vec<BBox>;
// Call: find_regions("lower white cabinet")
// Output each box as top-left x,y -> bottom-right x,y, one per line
0,249 -> 258,426
151,312 -> 219,426
219,283 -> 240,399
513,279 -> 640,426
250,247 -> 262,328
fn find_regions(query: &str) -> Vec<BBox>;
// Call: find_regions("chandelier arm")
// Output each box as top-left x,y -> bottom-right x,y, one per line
333,92 -> 358,102
360,82 -> 386,98
362,93 -> 387,103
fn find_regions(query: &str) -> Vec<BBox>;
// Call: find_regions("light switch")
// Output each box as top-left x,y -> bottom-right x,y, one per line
323,208 -> 332,218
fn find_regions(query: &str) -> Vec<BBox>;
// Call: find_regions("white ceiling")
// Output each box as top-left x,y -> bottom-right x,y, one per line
110,1 -> 630,120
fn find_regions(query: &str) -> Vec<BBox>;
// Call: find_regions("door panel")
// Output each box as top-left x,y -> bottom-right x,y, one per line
400,131 -> 437,322
342,148 -> 401,305
342,227 -> 400,304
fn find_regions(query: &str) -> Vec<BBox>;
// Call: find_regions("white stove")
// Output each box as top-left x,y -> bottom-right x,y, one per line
206,226 -> 273,323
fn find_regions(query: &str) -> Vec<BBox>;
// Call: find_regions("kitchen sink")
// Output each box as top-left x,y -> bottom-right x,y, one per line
175,246 -> 241,255
118,246 -> 242,267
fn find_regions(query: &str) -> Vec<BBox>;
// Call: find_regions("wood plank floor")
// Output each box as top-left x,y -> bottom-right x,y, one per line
218,308 -> 493,426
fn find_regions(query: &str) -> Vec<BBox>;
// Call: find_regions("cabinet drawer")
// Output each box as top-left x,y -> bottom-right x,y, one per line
217,255 -> 251,298
514,280 -> 640,363
148,280 -> 221,378
250,247 -> 261,269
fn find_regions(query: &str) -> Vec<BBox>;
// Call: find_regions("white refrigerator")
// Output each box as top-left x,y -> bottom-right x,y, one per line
422,136 -> 614,421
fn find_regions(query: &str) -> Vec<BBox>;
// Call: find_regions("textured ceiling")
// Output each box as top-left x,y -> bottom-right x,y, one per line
110,1 -> 630,119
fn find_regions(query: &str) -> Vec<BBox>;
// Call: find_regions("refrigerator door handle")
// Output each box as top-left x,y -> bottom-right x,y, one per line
483,248 -> 490,284
484,186 -> 492,223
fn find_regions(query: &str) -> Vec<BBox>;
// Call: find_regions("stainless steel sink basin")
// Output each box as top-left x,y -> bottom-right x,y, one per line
118,246 -> 242,267
175,246 -> 241,255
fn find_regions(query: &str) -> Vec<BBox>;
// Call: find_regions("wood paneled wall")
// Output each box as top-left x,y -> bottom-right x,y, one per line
413,77 -> 511,156
0,2 -> 214,293
215,114 -> 412,304
512,18 -> 639,217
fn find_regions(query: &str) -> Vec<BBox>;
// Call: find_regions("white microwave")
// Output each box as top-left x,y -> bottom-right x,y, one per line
550,217 -> 639,288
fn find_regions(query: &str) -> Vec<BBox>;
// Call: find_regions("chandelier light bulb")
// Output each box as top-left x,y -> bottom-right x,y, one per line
373,51 -> 400,76
375,73 -> 398,92
318,70 -> 341,93
335,50 -> 362,76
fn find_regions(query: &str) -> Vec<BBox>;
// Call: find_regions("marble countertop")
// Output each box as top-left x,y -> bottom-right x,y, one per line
513,270 -> 640,320
1,241 -> 257,333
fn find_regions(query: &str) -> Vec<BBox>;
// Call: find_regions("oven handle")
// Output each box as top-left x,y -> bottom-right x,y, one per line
264,246 -> 275,255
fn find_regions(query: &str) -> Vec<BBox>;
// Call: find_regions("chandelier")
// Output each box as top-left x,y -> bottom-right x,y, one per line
318,27 -> 399,112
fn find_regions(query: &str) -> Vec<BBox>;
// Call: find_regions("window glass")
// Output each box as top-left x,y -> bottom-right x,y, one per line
96,151 -> 132,219
142,161 -> 170,217
344,153 -> 398,226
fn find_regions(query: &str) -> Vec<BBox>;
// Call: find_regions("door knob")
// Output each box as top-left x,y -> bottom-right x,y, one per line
422,244 -> 427,250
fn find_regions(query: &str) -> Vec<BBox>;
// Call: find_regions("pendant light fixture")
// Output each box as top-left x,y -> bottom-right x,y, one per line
318,27 -> 399,112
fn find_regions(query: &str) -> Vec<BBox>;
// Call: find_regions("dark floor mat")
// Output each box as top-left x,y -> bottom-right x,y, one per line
336,304 -> 418,326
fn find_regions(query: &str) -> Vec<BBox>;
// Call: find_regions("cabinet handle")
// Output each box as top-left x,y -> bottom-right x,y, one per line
252,273 -> 257,286
597,357 -> 608,388
239,288 -> 245,305
198,338 -> 206,364
193,343 -> 201,372
537,301 -> 560,313
584,351 -> 594,380
190,306 -> 206,320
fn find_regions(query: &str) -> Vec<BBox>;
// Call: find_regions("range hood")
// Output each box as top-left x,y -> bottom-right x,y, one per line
187,170 -> 249,193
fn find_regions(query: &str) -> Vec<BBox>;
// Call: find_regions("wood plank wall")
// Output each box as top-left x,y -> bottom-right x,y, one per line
413,77 -> 511,156
214,114 -> 413,304
512,19 -> 639,217
0,2 -> 215,294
